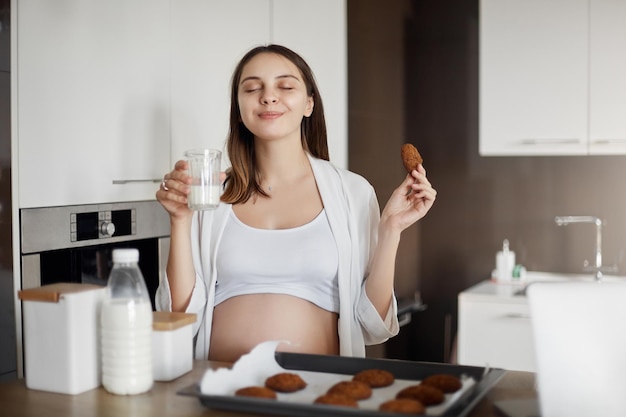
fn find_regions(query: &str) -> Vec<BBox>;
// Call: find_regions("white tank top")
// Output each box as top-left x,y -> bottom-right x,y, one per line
214,207 -> 340,312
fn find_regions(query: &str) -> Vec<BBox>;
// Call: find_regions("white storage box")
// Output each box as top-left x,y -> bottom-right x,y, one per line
18,283 -> 105,394
152,311 -> 196,381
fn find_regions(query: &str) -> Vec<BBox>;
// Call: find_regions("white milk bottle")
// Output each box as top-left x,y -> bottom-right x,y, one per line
101,248 -> 153,395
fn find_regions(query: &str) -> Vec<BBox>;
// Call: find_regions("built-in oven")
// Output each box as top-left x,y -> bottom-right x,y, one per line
20,201 -> 170,309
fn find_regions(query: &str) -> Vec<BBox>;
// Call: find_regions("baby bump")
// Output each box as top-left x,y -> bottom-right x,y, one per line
208,294 -> 339,362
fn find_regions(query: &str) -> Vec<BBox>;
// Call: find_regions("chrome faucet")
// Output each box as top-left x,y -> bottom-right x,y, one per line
554,216 -> 604,281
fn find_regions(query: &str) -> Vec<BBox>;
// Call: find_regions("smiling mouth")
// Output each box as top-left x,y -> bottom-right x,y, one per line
259,111 -> 282,119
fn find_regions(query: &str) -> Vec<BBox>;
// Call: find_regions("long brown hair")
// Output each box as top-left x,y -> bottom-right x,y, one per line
221,44 -> 329,204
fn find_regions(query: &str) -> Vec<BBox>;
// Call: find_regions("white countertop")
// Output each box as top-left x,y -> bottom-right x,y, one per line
459,280 -> 527,303
459,270 -> 623,302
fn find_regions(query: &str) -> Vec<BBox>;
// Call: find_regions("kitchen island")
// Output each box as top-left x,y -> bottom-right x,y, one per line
0,360 -> 536,417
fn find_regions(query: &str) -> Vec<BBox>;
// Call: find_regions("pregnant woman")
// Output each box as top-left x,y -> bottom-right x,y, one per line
155,44 -> 436,361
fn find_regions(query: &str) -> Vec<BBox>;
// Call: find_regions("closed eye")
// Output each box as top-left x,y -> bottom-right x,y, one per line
240,79 -> 262,93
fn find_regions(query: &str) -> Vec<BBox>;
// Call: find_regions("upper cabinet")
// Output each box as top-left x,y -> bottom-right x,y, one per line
479,0 -> 626,156
17,0 -> 171,208
588,0 -> 626,154
171,0 -> 347,168
170,0 -> 271,162
16,0 -> 347,208
272,0 -> 348,168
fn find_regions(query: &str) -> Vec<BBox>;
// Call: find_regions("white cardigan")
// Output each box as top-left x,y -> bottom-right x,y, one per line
156,154 -> 399,359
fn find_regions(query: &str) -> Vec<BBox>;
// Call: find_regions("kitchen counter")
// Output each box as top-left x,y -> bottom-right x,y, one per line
459,279 -> 527,301
458,271 -> 613,373
0,360 -> 536,417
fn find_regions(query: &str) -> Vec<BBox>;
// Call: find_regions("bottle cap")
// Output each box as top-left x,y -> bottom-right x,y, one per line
112,248 -> 139,263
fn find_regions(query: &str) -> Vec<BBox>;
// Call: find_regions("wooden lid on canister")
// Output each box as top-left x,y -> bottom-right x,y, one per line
153,311 -> 197,331
18,283 -> 104,303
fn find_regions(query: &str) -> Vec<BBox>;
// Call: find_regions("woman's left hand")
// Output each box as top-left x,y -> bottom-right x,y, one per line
380,164 -> 437,232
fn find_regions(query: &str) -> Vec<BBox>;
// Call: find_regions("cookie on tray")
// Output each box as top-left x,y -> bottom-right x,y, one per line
379,398 -> 426,414
396,384 -> 445,406
264,372 -> 307,393
234,386 -> 277,399
353,369 -> 395,388
420,374 -> 462,393
314,393 -> 359,408
327,380 -> 372,400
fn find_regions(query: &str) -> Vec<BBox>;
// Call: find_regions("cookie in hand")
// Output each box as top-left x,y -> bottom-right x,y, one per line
401,143 -> 423,173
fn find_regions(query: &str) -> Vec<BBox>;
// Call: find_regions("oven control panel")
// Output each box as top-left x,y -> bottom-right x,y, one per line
21,201 -> 170,254
70,209 -> 136,242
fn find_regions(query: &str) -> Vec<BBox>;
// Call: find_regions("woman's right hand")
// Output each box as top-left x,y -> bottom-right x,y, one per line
156,160 -> 193,219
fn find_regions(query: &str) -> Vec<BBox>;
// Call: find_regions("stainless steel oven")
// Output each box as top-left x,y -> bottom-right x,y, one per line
20,201 -> 170,309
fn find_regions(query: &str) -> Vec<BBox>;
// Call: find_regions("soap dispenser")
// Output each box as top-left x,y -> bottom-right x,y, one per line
496,239 -> 516,282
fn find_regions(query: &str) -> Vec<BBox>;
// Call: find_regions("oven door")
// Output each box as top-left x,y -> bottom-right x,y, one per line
21,237 -> 168,310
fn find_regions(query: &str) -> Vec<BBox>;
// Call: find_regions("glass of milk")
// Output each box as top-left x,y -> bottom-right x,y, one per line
185,149 -> 222,210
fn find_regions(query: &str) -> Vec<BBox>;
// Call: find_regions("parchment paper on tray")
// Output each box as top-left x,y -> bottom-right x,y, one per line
200,341 -> 476,415
200,340 -> 286,394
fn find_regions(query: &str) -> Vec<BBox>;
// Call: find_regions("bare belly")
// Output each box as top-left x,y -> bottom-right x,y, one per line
208,294 -> 339,362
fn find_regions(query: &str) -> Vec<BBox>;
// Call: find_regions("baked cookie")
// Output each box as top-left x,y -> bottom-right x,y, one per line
401,143 -> 423,173
421,374 -> 462,393
313,393 -> 359,408
379,398 -> 426,414
264,372 -> 307,393
353,369 -> 395,388
327,380 -> 372,400
234,386 -> 277,399
396,384 -> 445,406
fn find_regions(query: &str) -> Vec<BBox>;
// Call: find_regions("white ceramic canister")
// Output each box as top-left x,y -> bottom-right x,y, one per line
18,283 -> 105,394
152,311 -> 197,381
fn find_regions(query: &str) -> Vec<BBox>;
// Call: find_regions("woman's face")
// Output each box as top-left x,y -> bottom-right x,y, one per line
237,52 -> 314,143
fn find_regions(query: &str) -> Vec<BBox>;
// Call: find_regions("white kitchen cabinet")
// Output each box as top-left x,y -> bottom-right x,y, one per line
272,0 -> 348,168
588,0 -> 626,154
479,0 -> 626,156
457,281 -> 536,372
17,0 -> 171,208
16,0 -> 347,208
170,0 -> 348,169
170,0 -> 271,162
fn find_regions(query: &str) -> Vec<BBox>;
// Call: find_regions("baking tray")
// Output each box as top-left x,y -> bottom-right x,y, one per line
179,352 -> 505,417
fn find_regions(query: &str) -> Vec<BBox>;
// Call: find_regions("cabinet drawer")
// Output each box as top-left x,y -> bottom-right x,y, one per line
458,299 -> 536,372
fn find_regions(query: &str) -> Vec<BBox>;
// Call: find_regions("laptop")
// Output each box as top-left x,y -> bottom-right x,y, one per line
526,281 -> 626,417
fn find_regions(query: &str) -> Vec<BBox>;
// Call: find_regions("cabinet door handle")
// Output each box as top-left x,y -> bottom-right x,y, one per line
519,138 -> 581,145
112,179 -> 162,184
591,139 -> 626,145
502,313 -> 531,319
